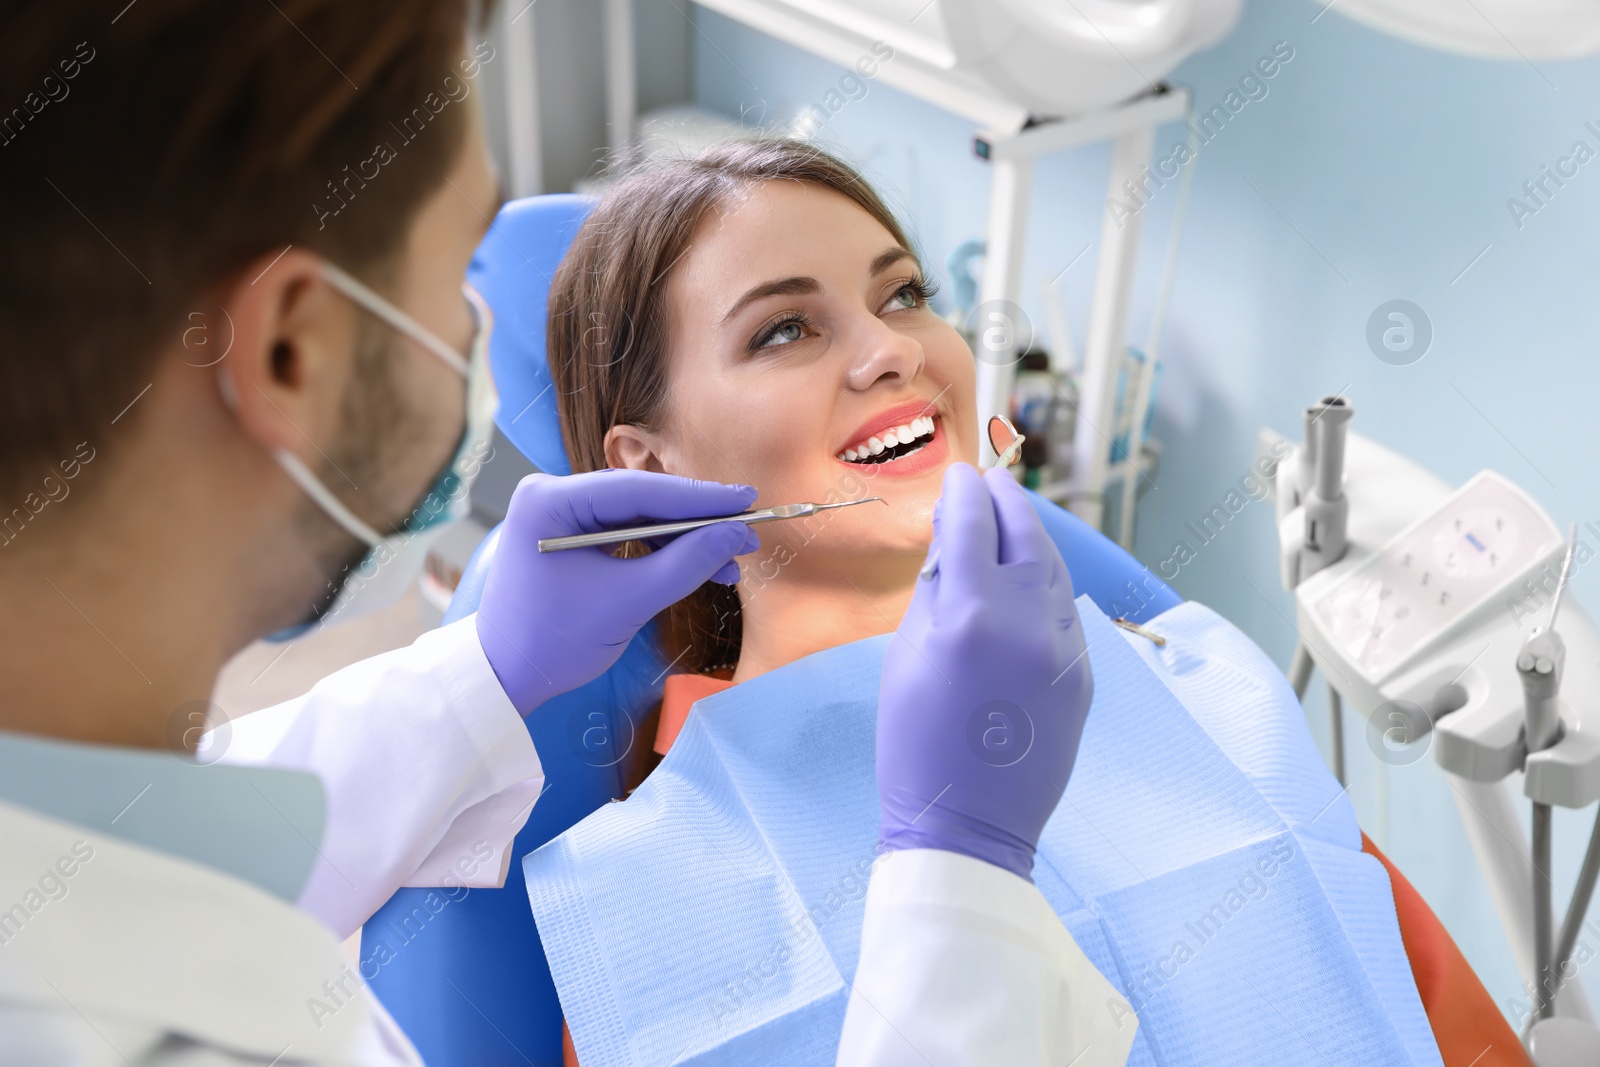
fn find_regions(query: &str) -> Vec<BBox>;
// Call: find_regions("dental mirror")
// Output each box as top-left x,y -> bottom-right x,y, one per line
987,414 -> 1026,469
919,415 -> 1028,581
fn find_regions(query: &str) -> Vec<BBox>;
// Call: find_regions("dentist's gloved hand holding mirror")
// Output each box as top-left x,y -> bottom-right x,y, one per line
476,470 -> 761,716
878,462 -> 1094,880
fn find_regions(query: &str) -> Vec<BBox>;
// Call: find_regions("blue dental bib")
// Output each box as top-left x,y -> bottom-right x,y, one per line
524,599 -> 1443,1066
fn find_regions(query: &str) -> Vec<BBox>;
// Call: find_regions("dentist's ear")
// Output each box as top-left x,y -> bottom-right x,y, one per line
604,423 -> 669,473
210,247 -> 358,460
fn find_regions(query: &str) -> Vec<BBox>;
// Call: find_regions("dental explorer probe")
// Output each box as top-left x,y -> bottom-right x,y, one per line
536,497 -> 886,553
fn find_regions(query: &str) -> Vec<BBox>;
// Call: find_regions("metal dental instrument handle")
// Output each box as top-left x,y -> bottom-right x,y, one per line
994,434 -> 1026,470
919,415 -> 1025,581
536,497 -> 885,553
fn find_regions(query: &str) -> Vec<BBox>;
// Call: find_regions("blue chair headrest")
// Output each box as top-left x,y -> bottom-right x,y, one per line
467,193 -> 594,475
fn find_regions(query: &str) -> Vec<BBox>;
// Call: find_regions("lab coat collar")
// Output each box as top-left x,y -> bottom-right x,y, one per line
0,727 -> 323,902
0,799 -> 420,1065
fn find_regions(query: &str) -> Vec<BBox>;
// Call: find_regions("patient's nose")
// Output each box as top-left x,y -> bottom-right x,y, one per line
844,320 -> 924,392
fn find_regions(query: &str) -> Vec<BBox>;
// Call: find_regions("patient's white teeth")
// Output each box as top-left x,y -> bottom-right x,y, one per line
838,416 -> 938,464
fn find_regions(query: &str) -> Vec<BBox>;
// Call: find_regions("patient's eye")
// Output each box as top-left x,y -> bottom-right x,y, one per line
880,276 -> 936,315
752,313 -> 814,350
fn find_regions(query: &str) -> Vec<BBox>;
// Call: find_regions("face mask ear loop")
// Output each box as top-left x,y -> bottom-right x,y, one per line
216,361 -> 386,547
463,280 -> 491,348
271,450 -> 387,547
320,261 -> 471,377
217,362 -> 241,412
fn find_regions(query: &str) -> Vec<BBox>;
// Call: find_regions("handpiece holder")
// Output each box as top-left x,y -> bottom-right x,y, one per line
1525,524 -> 1577,758
1521,630 -> 1568,756
1299,395 -> 1354,582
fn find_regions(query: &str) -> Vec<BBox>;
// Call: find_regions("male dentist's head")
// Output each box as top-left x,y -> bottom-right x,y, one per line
0,2 -> 500,748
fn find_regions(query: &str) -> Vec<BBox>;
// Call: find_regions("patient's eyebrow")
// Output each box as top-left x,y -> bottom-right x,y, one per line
721,276 -> 820,323
719,249 -> 917,324
870,247 -> 915,275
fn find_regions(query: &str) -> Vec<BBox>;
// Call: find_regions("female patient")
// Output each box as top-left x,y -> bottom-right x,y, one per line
545,139 -> 1520,1066
551,140 -> 969,694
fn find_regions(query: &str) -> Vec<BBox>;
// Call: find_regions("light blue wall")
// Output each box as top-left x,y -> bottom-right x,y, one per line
692,0 -> 1600,1027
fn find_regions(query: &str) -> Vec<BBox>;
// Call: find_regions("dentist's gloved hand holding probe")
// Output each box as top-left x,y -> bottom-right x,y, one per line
476,469 -> 760,715
838,463 -> 1137,1067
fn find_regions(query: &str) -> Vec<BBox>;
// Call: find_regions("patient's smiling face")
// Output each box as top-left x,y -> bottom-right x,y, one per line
605,181 -> 977,584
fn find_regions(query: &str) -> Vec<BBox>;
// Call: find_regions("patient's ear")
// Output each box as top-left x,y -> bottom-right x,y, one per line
604,424 -> 668,473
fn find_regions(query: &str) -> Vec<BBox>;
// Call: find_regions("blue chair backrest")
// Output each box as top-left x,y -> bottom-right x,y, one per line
365,194 -> 1179,1066
365,195 -> 674,1066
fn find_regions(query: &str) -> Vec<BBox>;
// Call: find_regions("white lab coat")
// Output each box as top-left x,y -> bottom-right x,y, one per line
837,849 -> 1137,1067
0,617 -> 1133,1066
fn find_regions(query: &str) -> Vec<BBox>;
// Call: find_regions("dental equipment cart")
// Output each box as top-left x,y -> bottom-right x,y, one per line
1269,395 -> 1600,1062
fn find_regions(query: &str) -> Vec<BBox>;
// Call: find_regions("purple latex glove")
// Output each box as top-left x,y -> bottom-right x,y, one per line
476,470 -> 761,716
877,463 -> 1093,881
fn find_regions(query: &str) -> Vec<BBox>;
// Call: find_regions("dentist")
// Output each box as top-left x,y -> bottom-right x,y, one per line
0,3 -> 1118,1064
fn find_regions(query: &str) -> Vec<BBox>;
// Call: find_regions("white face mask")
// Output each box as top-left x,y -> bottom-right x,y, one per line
256,261 -> 498,641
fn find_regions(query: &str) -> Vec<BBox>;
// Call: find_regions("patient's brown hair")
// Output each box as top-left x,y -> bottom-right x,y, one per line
548,139 -> 914,675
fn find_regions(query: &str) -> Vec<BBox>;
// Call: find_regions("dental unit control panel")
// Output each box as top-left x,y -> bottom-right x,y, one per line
1310,472 -> 1565,688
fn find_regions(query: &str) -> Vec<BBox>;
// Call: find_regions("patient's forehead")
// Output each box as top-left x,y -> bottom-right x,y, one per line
669,181 -> 903,315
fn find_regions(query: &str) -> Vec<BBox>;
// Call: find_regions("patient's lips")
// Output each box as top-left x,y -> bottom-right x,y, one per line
835,398 -> 949,478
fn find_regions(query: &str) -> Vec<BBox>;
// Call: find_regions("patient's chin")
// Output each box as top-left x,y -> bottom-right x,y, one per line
756,510 -> 932,582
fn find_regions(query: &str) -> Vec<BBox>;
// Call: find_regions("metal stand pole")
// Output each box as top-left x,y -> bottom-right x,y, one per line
1068,125 -> 1155,529
1287,642 -> 1314,700
1328,683 -> 1345,787
1534,801 -> 1555,1025
972,155 -> 1035,432
1550,812 -> 1600,1005
501,0 -> 544,197
603,0 -> 636,168
968,89 -> 1187,526
1451,777 -> 1592,1021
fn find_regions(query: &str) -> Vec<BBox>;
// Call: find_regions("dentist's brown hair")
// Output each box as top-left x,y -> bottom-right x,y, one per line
548,139 -> 915,675
0,0 -> 494,501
